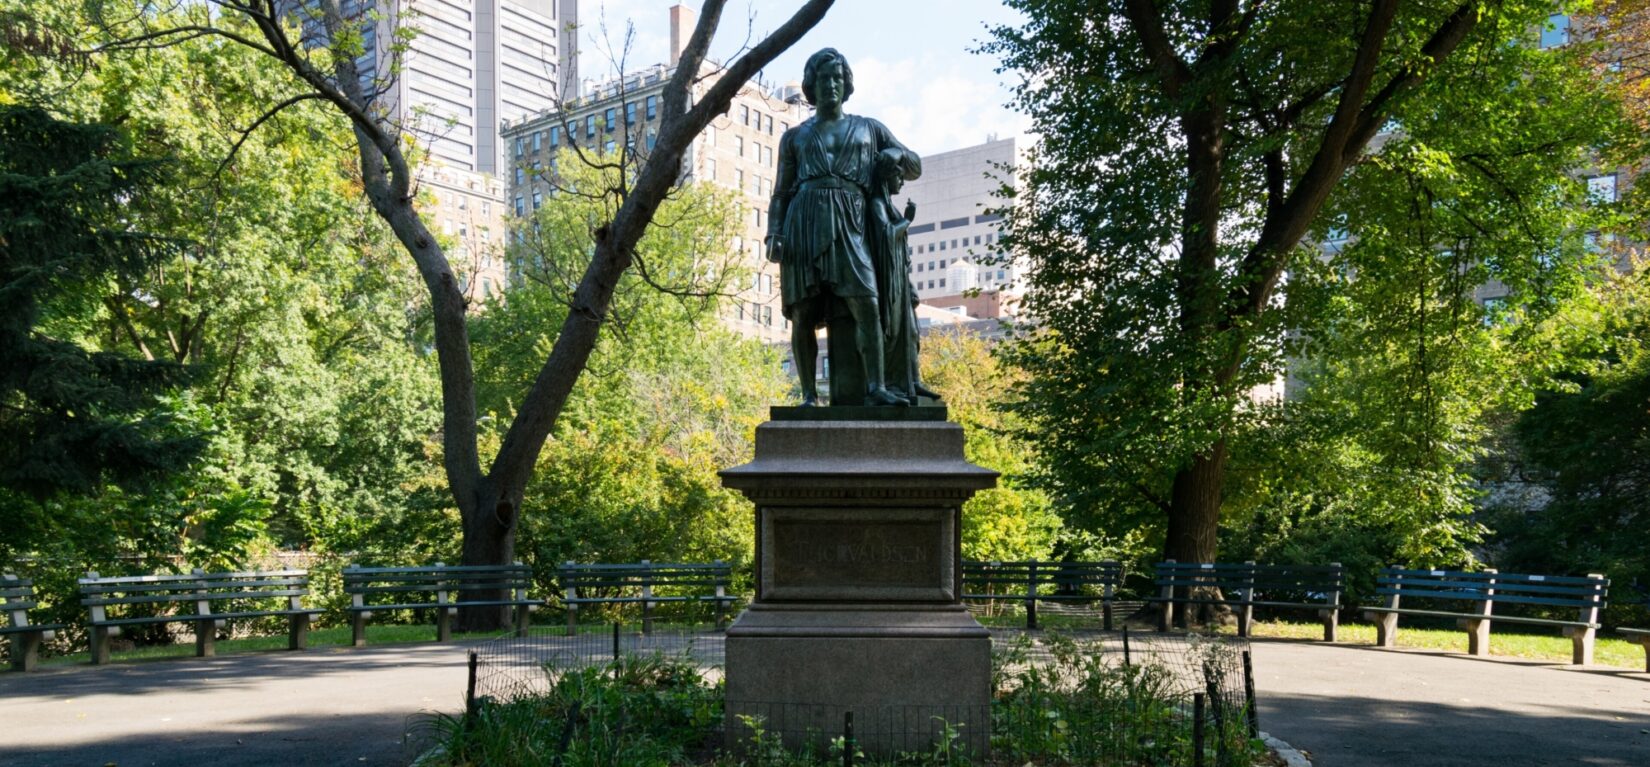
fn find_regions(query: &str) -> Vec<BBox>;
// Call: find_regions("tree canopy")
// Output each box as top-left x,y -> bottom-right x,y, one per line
0,105 -> 200,500
989,0 -> 1635,564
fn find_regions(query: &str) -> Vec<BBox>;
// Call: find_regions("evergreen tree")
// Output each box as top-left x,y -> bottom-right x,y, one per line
0,105 -> 201,499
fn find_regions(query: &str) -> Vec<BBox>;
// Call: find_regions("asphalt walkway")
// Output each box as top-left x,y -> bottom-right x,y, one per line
2,635 -> 1647,765
1250,639 -> 1650,766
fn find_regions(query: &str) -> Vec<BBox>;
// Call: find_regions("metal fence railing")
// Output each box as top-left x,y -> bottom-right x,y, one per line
461,621 -> 1260,766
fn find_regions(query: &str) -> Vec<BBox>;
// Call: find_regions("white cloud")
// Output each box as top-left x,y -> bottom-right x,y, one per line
850,54 -> 1029,156
577,1 -> 1032,155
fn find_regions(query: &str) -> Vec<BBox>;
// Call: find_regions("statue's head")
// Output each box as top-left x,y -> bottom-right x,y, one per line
876,151 -> 904,194
802,48 -> 854,107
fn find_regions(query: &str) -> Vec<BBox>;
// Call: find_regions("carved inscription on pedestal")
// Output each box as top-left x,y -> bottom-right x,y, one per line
760,507 -> 955,602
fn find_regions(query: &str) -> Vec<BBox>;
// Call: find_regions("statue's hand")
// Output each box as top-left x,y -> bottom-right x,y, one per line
904,199 -> 917,223
765,236 -> 783,264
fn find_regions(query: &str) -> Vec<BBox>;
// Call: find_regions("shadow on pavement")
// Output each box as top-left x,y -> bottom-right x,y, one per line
1262,691 -> 1650,767
0,710 -> 441,767
0,641 -> 479,699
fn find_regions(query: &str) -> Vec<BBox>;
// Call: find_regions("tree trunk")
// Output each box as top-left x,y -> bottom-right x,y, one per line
1165,439 -> 1229,627
1166,438 -> 1226,564
456,481 -> 517,631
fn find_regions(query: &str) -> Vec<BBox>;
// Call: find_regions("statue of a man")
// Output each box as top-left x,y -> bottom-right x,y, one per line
766,48 -> 921,407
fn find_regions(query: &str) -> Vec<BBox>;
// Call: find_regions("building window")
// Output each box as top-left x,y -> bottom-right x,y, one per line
740,105 -> 750,126
532,131 -> 542,151
646,95 -> 658,120
736,169 -> 744,189
917,263 -> 925,272
939,279 -> 946,288
763,305 -> 772,326
513,196 -> 524,215
1587,173 -> 1618,203
604,108 -> 616,132
1540,14 -> 1569,49
939,242 -> 946,251
647,133 -> 656,150
761,145 -> 772,166
764,114 -> 774,134
604,140 -> 616,154
514,167 -> 525,185
514,137 -> 524,156
706,158 -> 717,181
736,136 -> 744,157
737,303 -> 745,320
549,126 -> 559,146
585,115 -> 595,138
1482,295 -> 1509,326
780,121 -> 790,134
625,102 -> 636,125
532,190 -> 543,210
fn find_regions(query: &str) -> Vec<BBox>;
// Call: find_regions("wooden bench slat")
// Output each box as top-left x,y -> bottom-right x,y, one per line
345,565 -> 530,573
1489,594 -> 1606,609
1383,568 -> 1603,585
0,622 -> 65,635
207,609 -> 324,620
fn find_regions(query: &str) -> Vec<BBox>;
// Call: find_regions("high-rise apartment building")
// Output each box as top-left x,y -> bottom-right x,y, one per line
292,0 -> 580,306
500,4 -> 808,344
897,137 -> 1026,317
333,0 -> 577,175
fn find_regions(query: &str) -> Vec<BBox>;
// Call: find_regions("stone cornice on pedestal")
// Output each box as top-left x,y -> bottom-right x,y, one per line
719,419 -> 999,503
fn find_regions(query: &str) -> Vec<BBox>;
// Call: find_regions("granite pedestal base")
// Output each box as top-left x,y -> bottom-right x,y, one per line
724,604 -> 991,754
719,411 -> 998,758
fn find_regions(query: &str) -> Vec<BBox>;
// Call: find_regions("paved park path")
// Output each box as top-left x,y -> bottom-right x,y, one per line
1250,639 -> 1650,766
2,636 -> 1647,766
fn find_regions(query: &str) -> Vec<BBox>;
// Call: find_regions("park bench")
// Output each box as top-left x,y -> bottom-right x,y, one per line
961,560 -> 1124,629
1615,584 -> 1650,672
557,561 -> 735,634
79,569 -> 322,665
1361,567 -> 1608,665
343,562 -> 538,645
1149,560 -> 1345,641
2,574 -> 66,671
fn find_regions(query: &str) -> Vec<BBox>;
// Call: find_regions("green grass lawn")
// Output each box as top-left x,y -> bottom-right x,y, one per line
1244,618 -> 1647,669
16,624 -> 502,670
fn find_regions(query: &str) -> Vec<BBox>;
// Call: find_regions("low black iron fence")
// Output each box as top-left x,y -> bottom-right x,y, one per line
459,622 -> 1260,766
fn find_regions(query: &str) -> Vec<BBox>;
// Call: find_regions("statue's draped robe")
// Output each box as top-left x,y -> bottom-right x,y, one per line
768,115 -> 921,320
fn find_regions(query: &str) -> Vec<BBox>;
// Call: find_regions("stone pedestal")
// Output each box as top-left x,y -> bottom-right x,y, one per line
719,408 -> 997,756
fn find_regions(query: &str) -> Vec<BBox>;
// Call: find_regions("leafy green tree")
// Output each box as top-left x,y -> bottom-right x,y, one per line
0,105 -> 201,500
1487,263 -> 1650,620
474,153 -> 785,589
1,10 -> 448,593
919,328 -> 1062,562
71,2 -> 837,629
988,0 -> 1631,563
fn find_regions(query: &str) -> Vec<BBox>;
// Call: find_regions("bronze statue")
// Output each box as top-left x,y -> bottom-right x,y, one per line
766,48 -> 921,406
870,155 -> 941,405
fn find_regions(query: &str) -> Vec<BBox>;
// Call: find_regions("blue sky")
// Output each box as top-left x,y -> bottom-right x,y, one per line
578,1 -> 1030,155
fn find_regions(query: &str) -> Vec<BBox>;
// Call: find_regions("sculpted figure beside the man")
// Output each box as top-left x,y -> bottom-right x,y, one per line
765,48 -> 939,407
